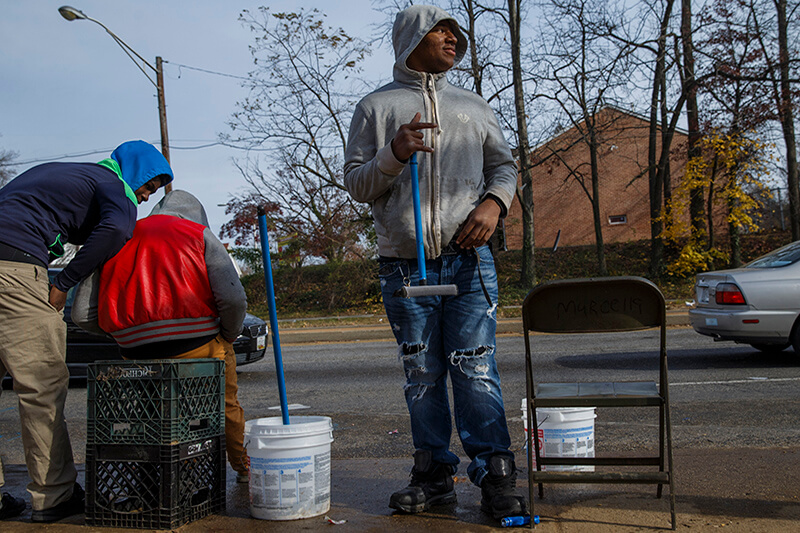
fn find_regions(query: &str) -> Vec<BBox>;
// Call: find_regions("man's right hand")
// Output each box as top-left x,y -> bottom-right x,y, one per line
390,112 -> 437,161
49,285 -> 68,312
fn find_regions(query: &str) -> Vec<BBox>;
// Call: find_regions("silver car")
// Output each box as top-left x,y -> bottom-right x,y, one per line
689,240 -> 800,353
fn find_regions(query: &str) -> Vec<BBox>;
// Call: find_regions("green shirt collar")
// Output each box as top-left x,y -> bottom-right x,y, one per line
97,158 -> 138,206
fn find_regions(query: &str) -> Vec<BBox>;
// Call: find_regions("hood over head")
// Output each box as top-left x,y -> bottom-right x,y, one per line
111,140 -> 174,192
392,4 -> 467,77
148,189 -> 210,228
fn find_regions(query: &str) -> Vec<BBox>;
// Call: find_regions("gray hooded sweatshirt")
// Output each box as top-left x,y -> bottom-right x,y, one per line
344,4 -> 517,259
73,190 -> 247,348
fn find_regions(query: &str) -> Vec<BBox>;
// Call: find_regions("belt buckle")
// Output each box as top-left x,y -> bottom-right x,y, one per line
441,241 -> 462,256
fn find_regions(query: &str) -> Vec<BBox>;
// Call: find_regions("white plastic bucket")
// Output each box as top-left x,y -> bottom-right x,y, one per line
521,399 -> 596,472
244,416 -> 334,520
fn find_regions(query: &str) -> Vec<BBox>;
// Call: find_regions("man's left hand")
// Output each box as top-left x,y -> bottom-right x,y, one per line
455,199 -> 502,249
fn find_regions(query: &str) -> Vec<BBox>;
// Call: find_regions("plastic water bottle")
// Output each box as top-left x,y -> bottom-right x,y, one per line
500,515 -> 540,527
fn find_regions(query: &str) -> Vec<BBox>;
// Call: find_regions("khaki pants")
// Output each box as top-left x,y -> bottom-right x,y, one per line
151,335 -> 248,474
0,260 -> 77,510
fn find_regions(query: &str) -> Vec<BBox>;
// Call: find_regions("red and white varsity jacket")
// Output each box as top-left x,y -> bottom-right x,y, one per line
98,214 -> 221,348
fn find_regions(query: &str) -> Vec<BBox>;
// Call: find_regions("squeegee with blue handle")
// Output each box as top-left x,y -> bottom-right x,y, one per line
258,206 -> 290,425
395,152 -> 458,298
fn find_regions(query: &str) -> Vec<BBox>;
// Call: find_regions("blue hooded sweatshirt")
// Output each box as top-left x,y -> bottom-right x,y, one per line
0,140 -> 174,291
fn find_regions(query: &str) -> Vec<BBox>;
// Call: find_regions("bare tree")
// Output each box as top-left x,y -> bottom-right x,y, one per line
505,0 -> 537,285
706,0 -> 800,239
682,0 -> 706,243
0,142 -> 18,188
697,0 -> 777,253
762,0 -> 800,239
647,0 -> 676,278
604,0 -> 702,277
529,0 -> 639,276
223,9 -> 373,263
770,0 -> 800,239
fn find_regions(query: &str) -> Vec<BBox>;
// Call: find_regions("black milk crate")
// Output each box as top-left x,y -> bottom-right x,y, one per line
87,359 -> 225,446
85,436 -> 226,529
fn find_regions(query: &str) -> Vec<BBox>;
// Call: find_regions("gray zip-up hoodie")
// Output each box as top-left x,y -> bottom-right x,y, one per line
73,190 -> 247,345
344,4 -> 517,259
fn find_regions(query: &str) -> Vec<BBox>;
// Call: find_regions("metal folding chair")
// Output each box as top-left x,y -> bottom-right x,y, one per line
522,276 -> 676,529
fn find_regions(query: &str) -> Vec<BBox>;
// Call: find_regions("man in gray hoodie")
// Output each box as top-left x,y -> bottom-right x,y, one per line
344,4 -> 526,520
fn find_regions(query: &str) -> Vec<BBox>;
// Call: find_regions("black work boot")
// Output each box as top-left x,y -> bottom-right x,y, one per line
480,455 -> 528,520
389,450 -> 456,513
30,483 -> 84,523
0,492 -> 26,520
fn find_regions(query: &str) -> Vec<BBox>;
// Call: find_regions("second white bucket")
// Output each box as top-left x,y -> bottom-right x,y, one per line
245,416 -> 334,520
521,399 -> 596,472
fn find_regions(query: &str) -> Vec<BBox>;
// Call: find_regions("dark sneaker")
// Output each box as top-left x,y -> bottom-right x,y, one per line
480,455 -> 528,520
30,483 -> 84,523
389,449 -> 456,513
0,492 -> 26,520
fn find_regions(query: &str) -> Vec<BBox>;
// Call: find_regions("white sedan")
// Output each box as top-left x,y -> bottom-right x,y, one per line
689,240 -> 800,353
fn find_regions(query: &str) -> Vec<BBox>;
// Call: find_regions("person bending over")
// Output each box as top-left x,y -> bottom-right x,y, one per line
0,140 -> 172,522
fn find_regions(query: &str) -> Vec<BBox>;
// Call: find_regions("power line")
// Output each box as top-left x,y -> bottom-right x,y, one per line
15,140 -> 253,166
15,148 -> 119,166
171,141 -> 227,150
13,60 -> 259,166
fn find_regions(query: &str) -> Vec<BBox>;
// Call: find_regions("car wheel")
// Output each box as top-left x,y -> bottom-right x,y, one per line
793,325 -> 800,354
750,343 -> 790,353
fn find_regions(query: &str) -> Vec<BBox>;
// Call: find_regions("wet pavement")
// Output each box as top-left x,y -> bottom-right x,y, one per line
1,447 -> 799,532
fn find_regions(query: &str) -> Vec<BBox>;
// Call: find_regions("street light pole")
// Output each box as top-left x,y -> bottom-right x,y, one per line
58,5 -> 172,192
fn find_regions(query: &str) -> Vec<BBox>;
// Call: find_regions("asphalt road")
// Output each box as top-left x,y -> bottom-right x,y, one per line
231,328 -> 800,459
2,328 -> 798,464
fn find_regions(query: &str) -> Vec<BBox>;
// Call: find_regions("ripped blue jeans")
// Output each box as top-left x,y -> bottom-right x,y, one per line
378,244 -> 513,486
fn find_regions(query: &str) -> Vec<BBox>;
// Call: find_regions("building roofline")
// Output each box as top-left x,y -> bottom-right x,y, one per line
528,103 -> 689,153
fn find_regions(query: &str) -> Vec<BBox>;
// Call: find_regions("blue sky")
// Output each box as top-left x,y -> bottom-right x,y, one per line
1,1 -> 393,236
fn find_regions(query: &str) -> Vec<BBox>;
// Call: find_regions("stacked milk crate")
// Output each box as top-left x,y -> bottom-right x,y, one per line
85,359 -> 226,529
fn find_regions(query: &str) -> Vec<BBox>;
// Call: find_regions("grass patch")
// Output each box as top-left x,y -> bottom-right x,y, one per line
242,231 -> 793,324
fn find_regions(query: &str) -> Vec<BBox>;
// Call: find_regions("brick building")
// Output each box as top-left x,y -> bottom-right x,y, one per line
503,106 -> 688,250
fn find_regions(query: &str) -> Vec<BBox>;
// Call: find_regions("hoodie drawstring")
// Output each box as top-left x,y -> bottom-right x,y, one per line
424,73 -> 443,258
427,74 -> 443,137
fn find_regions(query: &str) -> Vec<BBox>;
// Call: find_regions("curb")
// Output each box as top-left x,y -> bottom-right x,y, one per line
278,312 -> 691,345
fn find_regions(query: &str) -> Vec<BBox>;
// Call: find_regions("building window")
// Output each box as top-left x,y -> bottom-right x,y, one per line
608,214 -> 627,225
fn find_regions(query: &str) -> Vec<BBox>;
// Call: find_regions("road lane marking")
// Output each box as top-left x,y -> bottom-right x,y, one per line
672,377 -> 800,386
